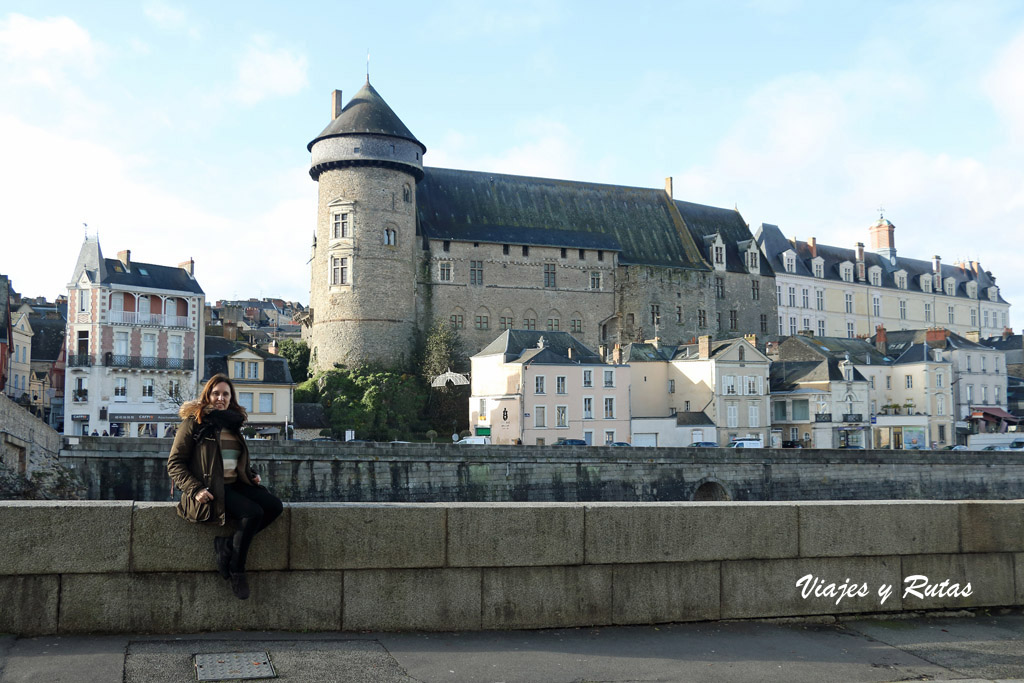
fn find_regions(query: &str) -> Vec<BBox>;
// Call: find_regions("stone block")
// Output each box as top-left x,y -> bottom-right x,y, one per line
1017,553 -> 1024,606
447,503 -> 583,567
481,565 -> 612,630
289,503 -> 445,569
721,556 -> 902,619
585,503 -> 798,564
612,562 -> 720,624
343,568 -> 480,631
0,575 -> 58,635
0,501 -> 131,574
960,502 -> 1024,553
900,553 -> 1015,610
59,571 -> 342,633
130,502 -> 288,572
798,501 -> 960,557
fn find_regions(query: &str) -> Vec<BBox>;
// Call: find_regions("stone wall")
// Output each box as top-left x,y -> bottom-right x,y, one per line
1,500 -> 1020,635
0,392 -> 61,476
59,437 -> 1024,503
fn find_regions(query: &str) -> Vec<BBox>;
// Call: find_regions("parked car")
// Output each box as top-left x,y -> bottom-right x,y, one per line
781,440 -> 803,449
727,438 -> 764,448
980,445 -> 1008,451
942,445 -> 968,451
608,441 -> 632,447
689,441 -> 719,448
1006,440 -> 1024,451
554,438 -> 588,446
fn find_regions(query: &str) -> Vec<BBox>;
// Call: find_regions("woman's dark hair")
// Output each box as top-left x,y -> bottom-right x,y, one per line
186,373 -> 248,422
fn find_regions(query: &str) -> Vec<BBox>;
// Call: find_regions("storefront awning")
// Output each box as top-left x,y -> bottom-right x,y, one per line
970,407 -> 1020,423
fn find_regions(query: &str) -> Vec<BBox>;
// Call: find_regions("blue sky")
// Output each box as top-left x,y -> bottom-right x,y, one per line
2,1 -> 1023,328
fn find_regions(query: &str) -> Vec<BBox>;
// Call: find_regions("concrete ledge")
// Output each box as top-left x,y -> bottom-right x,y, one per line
1,500 -> 1022,635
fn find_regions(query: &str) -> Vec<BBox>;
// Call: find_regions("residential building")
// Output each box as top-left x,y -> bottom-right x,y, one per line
469,330 -> 630,445
771,336 -> 874,448
880,328 -> 1012,441
64,238 -> 205,437
303,82 -> 776,371
0,275 -> 10,393
27,304 -> 67,429
203,336 -> 295,438
982,331 -> 1024,379
757,218 -> 1010,341
7,302 -> 32,403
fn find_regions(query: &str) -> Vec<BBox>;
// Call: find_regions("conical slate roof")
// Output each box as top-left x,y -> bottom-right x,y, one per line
307,81 -> 424,152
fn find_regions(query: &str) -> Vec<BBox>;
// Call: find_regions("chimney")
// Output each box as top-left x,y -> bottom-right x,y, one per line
875,325 -> 887,355
856,242 -> 864,262
332,89 -> 344,119
855,242 -> 865,281
567,347 -> 574,361
698,334 -> 711,359
925,327 -> 948,349
644,337 -> 661,349
932,255 -> 941,274
118,249 -> 131,269
869,215 -> 896,260
1003,327 -> 1014,341
178,258 -> 194,277
612,343 -> 622,365
765,340 -> 780,360
223,320 -> 238,341
808,236 -> 817,258
744,333 -> 758,348
965,330 -> 981,343
664,177 -> 673,199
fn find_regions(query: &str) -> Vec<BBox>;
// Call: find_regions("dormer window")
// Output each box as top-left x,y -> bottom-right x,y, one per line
869,267 -> 881,286
714,245 -> 724,264
812,259 -> 824,278
945,278 -> 956,296
785,254 -> 796,273
896,273 -> 907,289
989,286 -> 999,301
966,282 -> 978,299
840,263 -> 853,282
747,250 -> 759,270
921,276 -> 931,293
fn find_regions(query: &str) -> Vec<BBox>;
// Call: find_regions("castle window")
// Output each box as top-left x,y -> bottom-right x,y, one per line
590,272 -> 601,290
522,245 -> 529,257
714,246 -> 724,264
332,212 -> 349,239
560,248 -> 567,258
384,229 -> 396,246
523,318 -> 536,330
597,250 -> 604,261
443,241 -> 450,252
500,317 -> 513,330
715,277 -> 724,298
729,310 -> 737,330
650,304 -> 660,326
450,314 -> 464,329
544,263 -> 556,288
403,184 -> 411,202
474,315 -> 489,330
503,244 -> 510,255
439,262 -> 452,281
760,314 -> 768,333
546,318 -> 559,331
751,280 -> 759,300
698,309 -> 707,327
579,249 -> 585,260
470,261 -> 483,285
330,257 -> 349,285
676,306 -> 682,323
571,318 -> 582,333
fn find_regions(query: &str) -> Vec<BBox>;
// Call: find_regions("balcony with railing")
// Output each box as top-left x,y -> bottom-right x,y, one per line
67,354 -> 93,367
102,353 -> 195,371
108,311 -> 190,327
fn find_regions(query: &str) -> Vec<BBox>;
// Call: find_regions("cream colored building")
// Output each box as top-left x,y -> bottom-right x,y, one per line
7,303 -> 32,402
205,336 -> 295,438
470,330 -> 630,445
758,217 -> 1010,341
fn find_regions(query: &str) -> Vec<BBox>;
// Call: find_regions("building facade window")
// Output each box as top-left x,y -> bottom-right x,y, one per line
698,309 -> 707,327
474,315 -> 488,330
899,300 -> 907,319
534,406 -> 546,428
332,212 -> 349,238
847,322 -> 854,338
535,376 -> 545,394
816,290 -> 824,311
470,261 -> 483,285
873,296 -> 880,317
905,375 -> 913,389
383,228 -> 396,245
727,403 -> 738,428
752,280 -> 760,300
590,272 -> 601,289
760,314 -> 768,333
450,314 -> 464,329
604,369 -> 615,387
556,406 -> 568,428
571,318 -> 582,333
546,318 -> 559,331
818,320 -> 826,336
439,262 -> 452,281
802,288 -> 809,308
583,370 -> 592,388
331,257 -> 349,285
948,306 -> 955,324
259,393 -> 274,413
523,318 -> 535,330
730,310 -> 738,330
499,316 -> 513,330
556,376 -> 567,394
715,277 -> 725,298
845,293 -> 853,313
543,263 -> 556,288
925,303 -> 932,322
603,397 -> 615,419
788,287 -> 796,307
583,397 -> 593,419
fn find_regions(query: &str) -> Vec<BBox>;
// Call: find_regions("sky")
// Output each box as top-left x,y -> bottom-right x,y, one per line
2,1 -> 1023,327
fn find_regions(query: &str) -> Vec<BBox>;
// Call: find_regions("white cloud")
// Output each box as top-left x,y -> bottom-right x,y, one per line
0,115 -> 313,303
232,35 -> 308,106
0,13 -> 99,86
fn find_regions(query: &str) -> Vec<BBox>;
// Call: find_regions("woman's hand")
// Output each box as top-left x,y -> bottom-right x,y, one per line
194,488 -> 213,504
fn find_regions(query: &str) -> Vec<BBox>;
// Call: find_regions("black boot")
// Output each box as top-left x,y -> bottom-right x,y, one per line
213,537 -> 232,580
229,572 -> 250,600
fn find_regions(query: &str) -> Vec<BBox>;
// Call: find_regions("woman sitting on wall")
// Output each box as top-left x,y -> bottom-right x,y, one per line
167,373 -> 283,599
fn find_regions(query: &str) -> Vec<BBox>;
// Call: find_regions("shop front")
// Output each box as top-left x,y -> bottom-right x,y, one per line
107,412 -> 179,439
873,415 -> 930,450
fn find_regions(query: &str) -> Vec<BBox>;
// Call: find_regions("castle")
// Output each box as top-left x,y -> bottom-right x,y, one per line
303,81 -> 777,372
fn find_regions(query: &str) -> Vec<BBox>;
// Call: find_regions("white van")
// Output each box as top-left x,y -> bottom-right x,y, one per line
456,435 -> 492,445
727,438 -> 764,449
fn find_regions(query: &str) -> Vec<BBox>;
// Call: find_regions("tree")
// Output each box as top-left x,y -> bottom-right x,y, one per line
277,339 -> 311,381
420,318 -> 470,435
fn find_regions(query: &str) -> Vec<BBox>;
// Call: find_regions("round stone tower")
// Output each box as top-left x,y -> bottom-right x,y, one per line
305,81 -> 426,372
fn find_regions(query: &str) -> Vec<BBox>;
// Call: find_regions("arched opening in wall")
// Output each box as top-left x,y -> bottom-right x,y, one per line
693,481 -> 730,501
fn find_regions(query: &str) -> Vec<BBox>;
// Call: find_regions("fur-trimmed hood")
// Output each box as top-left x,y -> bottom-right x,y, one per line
178,400 -> 206,420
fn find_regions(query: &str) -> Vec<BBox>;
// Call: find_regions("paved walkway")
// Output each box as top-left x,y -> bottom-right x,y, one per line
1,613 -> 1023,682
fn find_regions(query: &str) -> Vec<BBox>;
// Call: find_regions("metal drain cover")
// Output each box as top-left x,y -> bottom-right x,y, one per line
194,652 -> 276,680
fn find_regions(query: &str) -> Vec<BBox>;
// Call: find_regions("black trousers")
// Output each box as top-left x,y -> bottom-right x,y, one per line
222,482 -> 283,572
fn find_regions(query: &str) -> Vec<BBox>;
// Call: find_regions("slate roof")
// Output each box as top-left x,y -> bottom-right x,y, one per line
622,342 -> 672,362
670,339 -> 734,360
308,81 -> 425,153
880,329 -> 992,354
28,316 -> 66,362
769,358 -> 866,392
675,200 -> 774,277
675,411 -> 714,426
203,336 -> 294,384
755,222 -> 1005,302
474,330 -> 603,364
781,334 -> 891,365
416,167 -> 708,269
294,402 -> 329,430
101,258 -> 204,295
983,334 -> 1023,352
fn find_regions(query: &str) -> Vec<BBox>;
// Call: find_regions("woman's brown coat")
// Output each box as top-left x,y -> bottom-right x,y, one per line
167,401 -> 256,525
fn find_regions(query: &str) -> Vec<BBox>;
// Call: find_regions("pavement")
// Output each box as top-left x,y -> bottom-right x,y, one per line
1,612 -> 1023,683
